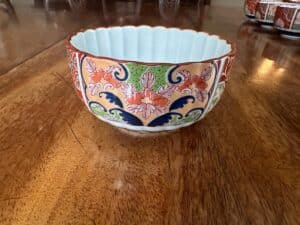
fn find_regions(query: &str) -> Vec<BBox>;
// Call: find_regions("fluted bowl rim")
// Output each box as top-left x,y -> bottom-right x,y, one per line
66,25 -> 236,66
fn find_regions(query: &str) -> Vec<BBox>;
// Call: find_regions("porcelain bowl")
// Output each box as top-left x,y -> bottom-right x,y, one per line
274,3 -> 300,39
66,26 -> 236,133
255,0 -> 283,28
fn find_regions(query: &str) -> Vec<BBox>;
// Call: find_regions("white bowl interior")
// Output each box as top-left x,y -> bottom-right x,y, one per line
70,26 -> 232,64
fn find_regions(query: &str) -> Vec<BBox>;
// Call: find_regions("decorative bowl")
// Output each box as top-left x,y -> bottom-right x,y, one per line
255,0 -> 283,28
244,0 -> 260,21
274,3 -> 300,39
66,26 -> 236,133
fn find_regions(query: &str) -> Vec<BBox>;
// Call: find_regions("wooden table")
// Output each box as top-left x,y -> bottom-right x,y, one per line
0,1 -> 299,225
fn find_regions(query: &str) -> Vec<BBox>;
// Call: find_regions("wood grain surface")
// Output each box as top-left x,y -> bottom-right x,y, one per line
0,1 -> 299,225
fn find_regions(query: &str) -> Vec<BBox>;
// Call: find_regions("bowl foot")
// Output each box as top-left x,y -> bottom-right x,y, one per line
280,33 -> 300,40
261,24 -> 273,30
117,127 -> 175,137
247,17 -> 257,23
246,15 -> 256,23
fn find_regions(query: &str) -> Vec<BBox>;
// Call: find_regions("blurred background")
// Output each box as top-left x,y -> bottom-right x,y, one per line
0,0 -> 244,75
0,0 -> 299,78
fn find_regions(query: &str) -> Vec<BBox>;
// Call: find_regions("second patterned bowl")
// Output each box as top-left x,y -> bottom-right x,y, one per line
244,0 -> 259,21
255,0 -> 283,28
274,3 -> 300,39
66,26 -> 236,133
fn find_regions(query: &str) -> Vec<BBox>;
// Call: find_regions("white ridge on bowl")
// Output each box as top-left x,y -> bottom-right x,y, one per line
70,26 -> 232,64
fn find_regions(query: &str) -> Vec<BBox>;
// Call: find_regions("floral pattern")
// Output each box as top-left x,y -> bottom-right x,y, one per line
245,0 -> 259,16
178,66 -> 212,102
119,64 -> 214,120
121,71 -> 172,119
255,2 -> 280,23
255,3 -> 267,21
274,7 -> 300,31
86,58 -> 122,95
66,53 -> 234,130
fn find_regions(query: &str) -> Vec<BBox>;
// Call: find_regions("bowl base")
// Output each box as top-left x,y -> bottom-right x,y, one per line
277,29 -> 300,40
280,33 -> 300,40
117,127 -> 175,137
261,24 -> 273,30
248,18 -> 257,23
246,15 -> 256,23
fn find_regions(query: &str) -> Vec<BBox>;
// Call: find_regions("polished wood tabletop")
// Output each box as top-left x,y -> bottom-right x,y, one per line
0,1 -> 299,225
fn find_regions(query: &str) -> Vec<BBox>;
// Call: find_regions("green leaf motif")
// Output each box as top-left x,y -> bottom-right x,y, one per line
126,63 -> 148,91
149,66 -> 170,92
91,104 -> 107,117
166,112 -> 200,126
125,63 -> 170,92
90,103 -> 123,122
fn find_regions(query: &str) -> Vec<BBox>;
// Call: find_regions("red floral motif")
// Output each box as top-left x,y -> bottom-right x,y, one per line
85,58 -> 121,95
246,0 -> 258,14
89,68 -> 121,88
177,70 -> 192,91
256,3 -> 267,20
176,66 -> 212,102
121,71 -> 172,119
127,89 -> 168,107
192,75 -> 208,90
274,7 -> 296,29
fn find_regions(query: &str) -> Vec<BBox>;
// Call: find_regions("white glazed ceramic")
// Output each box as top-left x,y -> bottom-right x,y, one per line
66,26 -> 236,133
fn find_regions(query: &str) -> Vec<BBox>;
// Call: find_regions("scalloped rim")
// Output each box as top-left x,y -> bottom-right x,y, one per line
66,25 -> 236,66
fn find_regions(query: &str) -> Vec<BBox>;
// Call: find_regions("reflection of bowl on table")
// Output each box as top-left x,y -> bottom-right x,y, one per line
274,3 -> 300,40
259,33 -> 299,68
101,0 -> 142,25
159,0 -> 180,21
237,21 -> 259,39
66,26 -> 235,133
255,0 -> 283,29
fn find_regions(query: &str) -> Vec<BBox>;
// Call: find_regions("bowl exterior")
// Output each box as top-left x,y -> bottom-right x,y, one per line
255,1 -> 280,24
66,44 -> 235,132
244,0 -> 259,18
274,5 -> 300,34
